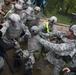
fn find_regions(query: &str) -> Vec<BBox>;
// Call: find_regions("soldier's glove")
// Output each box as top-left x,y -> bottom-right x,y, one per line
16,50 -> 23,59
20,30 -> 25,37
62,55 -> 72,63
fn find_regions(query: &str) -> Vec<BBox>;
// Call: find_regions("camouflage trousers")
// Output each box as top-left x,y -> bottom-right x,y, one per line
46,52 -> 65,75
38,50 -> 76,75
44,51 -> 74,75
47,51 -> 76,75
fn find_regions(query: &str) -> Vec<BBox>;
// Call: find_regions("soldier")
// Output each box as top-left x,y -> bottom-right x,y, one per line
9,3 -> 27,25
39,16 -> 58,42
22,26 -> 42,75
0,0 -> 14,22
33,6 -> 41,26
0,25 -> 19,73
1,13 -> 30,41
39,25 -> 76,43
39,27 -> 66,43
1,13 -> 30,71
28,26 -> 42,62
39,16 -> 58,33
23,0 -> 34,29
39,16 -> 58,54
14,3 -> 25,20
35,0 -> 47,16
36,25 -> 76,75
13,4 -> 31,43
25,6 -> 41,30
25,0 -> 33,14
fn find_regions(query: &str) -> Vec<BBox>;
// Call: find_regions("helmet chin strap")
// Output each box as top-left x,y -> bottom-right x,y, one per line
51,20 -> 54,23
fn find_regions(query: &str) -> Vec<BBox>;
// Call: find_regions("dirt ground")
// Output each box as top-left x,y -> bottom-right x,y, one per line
0,19 -> 69,75
0,44 -> 52,75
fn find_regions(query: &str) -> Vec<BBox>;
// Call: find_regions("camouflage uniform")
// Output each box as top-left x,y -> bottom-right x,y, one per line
25,12 -> 41,29
40,25 -> 76,75
0,19 -> 30,59
28,34 -> 42,62
36,36 -> 76,75
1,20 -> 30,42
39,21 -> 58,42
38,21 -> 58,54
27,26 -> 42,64
39,21 -> 58,33
0,3 -> 14,23
0,13 -> 30,71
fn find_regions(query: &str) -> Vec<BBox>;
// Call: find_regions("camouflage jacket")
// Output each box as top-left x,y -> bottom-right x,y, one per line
36,36 -> 76,56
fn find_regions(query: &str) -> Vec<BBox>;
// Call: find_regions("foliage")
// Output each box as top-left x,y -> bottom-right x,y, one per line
46,0 -> 76,25
47,9 -> 72,25
47,0 -> 76,14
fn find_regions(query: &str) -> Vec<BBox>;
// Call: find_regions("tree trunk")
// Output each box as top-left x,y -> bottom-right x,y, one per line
65,5 -> 70,15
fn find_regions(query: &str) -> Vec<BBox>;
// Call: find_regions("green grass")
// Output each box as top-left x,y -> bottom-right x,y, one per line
46,10 -> 74,25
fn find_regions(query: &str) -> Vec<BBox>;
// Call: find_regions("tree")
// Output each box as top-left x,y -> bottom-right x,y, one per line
47,0 -> 76,14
